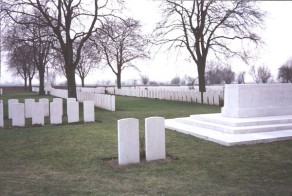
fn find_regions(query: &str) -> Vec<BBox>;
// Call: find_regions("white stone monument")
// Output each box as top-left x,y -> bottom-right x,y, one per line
8,99 -> 19,119
67,101 -> 79,123
83,101 -> 95,122
222,83 -> 292,118
24,99 -> 35,118
165,83 -> 292,146
12,103 -> 25,127
32,102 -> 45,125
0,100 -> 3,127
50,102 -> 62,124
118,118 -> 140,165
145,117 -> 166,161
39,98 -> 50,117
53,98 -> 63,116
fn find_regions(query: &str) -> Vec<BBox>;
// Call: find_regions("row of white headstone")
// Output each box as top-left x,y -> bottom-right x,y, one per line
76,91 -> 115,111
48,88 -> 115,111
118,117 -> 166,165
1,98 -> 95,127
0,88 -> 3,95
110,88 -> 222,105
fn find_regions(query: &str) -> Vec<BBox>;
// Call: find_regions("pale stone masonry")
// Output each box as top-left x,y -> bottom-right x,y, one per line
8,99 -> 18,119
83,101 -> 95,122
50,102 -> 62,124
145,117 -> 166,161
12,103 -> 25,127
24,99 -> 35,118
67,101 -> 79,123
118,118 -> 140,165
32,102 -> 45,125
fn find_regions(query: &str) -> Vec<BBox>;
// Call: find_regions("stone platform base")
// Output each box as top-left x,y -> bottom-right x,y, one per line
165,113 -> 292,146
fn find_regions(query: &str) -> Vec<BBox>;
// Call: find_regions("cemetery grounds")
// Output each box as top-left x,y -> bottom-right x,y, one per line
0,91 -> 291,195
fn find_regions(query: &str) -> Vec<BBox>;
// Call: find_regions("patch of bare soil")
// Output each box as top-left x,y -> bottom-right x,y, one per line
102,153 -> 179,168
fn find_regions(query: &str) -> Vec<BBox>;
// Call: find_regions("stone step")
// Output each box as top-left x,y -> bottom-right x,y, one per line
165,119 -> 292,146
176,117 -> 292,134
190,113 -> 292,127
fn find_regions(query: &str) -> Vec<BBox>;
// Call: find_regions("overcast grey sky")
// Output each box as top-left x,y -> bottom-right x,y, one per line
1,0 -> 292,85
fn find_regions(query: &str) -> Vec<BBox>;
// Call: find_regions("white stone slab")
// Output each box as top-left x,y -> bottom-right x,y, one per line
32,102 -> 45,125
145,117 -> 166,161
39,98 -> 49,117
12,103 -> 25,127
165,118 -> 292,146
83,101 -> 95,122
53,98 -> 63,116
222,84 -> 292,117
0,100 -> 3,127
118,118 -> 140,165
8,99 -> 19,119
50,102 -> 62,124
67,101 -> 79,123
24,99 -> 35,118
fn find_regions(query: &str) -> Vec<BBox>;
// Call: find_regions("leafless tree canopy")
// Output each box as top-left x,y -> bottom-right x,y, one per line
155,0 -> 265,101
93,18 -> 149,89
2,0 -> 121,97
278,59 -> 292,83
205,61 -> 235,85
249,65 -> 272,84
237,71 -> 246,84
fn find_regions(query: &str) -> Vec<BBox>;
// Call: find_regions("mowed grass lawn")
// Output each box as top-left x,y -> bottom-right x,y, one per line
0,91 -> 291,195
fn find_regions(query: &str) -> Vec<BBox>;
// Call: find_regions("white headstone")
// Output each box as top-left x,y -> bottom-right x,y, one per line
67,101 -> 79,123
32,102 -> 45,125
8,99 -> 19,119
12,103 -> 25,127
145,117 -> 166,161
25,99 -> 35,118
118,118 -> 140,165
83,101 -> 95,122
53,98 -> 63,116
39,98 -> 49,117
0,100 -> 3,127
50,102 -> 62,124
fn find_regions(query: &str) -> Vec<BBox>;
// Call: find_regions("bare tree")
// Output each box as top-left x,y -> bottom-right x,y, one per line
76,42 -> 100,87
249,65 -> 272,84
249,65 -> 260,84
3,0 -> 120,98
278,59 -> 292,83
7,44 -> 36,90
170,76 -> 181,85
140,75 -> 150,85
93,18 -> 149,89
155,0 -> 265,102
205,62 -> 235,85
237,71 -> 246,84
258,65 -> 272,83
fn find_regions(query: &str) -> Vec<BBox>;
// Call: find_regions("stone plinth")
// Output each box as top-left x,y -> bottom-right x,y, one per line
83,101 -> 95,122
12,103 -> 25,127
8,99 -> 19,119
145,117 -> 166,161
118,118 -> 140,165
32,102 -> 45,125
222,84 -> 292,118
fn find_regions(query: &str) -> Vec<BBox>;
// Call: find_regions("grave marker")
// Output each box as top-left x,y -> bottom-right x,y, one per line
118,118 -> 140,165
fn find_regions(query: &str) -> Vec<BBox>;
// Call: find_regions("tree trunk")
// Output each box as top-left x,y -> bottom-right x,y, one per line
197,64 -> 206,103
117,72 -> 122,89
38,67 -> 45,95
66,67 -> 77,98
81,76 -> 85,87
24,77 -> 28,90
28,77 -> 33,92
